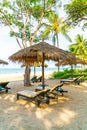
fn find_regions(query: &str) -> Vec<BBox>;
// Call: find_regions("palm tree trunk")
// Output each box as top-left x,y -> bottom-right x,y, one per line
71,65 -> 74,78
34,67 -> 36,76
56,32 -> 60,71
24,65 -> 31,86
42,53 -> 45,89
57,60 -> 60,72
56,32 -> 59,48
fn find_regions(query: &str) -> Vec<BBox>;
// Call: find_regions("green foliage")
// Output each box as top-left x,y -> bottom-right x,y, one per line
32,5 -> 43,18
51,68 -> 87,80
65,0 -> 87,28
0,0 -> 61,48
83,68 -> 87,72
69,34 -> 87,60
51,69 -> 75,79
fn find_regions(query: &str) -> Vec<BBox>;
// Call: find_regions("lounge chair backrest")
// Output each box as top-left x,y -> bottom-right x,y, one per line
37,75 -> 42,78
49,83 -> 63,93
73,77 -> 80,82
34,88 -> 50,98
79,76 -> 84,80
75,76 -> 84,84
0,82 -> 9,88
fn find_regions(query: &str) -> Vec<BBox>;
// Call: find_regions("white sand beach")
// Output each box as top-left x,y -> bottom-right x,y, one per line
0,72 -> 87,130
0,70 -> 53,82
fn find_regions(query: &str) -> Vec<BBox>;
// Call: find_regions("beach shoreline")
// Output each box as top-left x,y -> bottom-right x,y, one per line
0,70 -> 54,82
0,73 -> 24,82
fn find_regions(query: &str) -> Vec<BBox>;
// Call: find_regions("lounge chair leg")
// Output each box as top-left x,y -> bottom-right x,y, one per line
17,94 -> 19,100
5,88 -> 8,93
5,86 -> 11,93
46,98 -> 50,104
36,99 -> 41,107
61,92 -> 63,96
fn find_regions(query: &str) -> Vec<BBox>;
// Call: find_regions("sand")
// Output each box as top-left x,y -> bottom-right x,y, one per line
0,73 -> 87,130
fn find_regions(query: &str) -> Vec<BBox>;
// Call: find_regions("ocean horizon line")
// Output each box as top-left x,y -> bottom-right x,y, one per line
0,65 -> 81,75
0,67 -> 59,75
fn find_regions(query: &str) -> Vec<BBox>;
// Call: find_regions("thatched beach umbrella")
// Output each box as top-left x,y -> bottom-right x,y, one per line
0,59 -> 8,65
55,58 -> 87,78
9,42 -> 76,88
21,62 -> 48,67
21,62 -> 48,76
55,58 -> 87,66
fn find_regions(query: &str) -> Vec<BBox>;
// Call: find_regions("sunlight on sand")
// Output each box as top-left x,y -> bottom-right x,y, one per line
4,95 -> 15,102
35,107 -> 77,129
17,99 -> 36,109
58,96 -> 71,103
59,108 -> 77,124
83,90 -> 87,93
35,108 -> 53,129
17,99 -> 28,105
4,106 -> 18,113
81,82 -> 87,87
35,108 -> 53,119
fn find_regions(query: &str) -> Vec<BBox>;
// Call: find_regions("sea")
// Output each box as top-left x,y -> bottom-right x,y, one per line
0,67 -> 58,75
0,65 -> 81,75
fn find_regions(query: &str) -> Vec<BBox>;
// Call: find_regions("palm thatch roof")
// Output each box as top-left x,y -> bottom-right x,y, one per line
9,42 -> 76,64
55,58 -> 87,66
0,59 -> 8,65
21,62 -> 48,67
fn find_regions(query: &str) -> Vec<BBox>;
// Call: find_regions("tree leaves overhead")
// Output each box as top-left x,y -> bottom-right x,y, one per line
0,0 -> 59,48
65,0 -> 87,28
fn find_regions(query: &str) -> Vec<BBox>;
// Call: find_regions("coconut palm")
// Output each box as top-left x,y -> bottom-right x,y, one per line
69,34 -> 87,60
41,12 -> 72,48
40,12 -> 72,71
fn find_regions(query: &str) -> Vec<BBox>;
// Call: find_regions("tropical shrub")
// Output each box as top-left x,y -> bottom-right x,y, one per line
50,68 -> 87,80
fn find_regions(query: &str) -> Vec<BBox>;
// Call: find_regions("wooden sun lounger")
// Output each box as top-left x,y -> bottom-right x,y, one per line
31,76 -> 42,83
17,83 -> 68,107
31,76 -> 37,82
0,81 -> 11,93
34,83 -> 67,104
35,83 -> 67,96
60,77 -> 79,84
17,88 -> 50,107
60,76 -> 84,85
74,76 -> 84,85
47,83 -> 67,97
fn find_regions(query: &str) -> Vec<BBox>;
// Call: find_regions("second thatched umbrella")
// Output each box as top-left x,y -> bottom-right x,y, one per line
21,62 -> 48,77
55,58 -> 87,66
9,42 -> 76,88
55,58 -> 87,78
0,59 -> 8,65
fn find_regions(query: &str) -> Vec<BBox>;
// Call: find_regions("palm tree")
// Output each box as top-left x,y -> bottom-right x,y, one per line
69,34 -> 87,60
41,12 -> 72,48
41,12 -> 72,71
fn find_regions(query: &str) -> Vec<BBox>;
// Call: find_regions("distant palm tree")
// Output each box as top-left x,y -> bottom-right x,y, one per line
42,13 -> 72,48
69,34 -> 87,60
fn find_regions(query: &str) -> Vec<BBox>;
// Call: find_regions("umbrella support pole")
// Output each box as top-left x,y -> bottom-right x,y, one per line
42,53 -> 45,89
